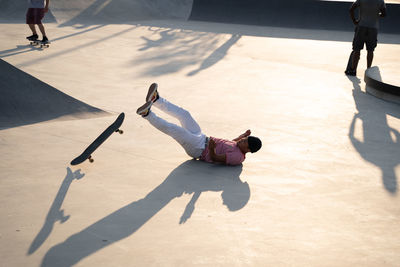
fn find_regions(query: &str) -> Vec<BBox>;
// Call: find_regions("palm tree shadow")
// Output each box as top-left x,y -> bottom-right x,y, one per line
28,167 -> 84,255
187,34 -> 241,76
41,160 -> 249,267
347,75 -> 400,194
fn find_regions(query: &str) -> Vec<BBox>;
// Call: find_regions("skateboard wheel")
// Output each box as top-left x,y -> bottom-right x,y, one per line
89,156 -> 94,163
115,129 -> 123,134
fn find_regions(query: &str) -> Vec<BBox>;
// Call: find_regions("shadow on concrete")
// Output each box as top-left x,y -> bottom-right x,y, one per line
187,33 -> 241,76
57,0 -> 193,28
347,76 -> 400,194
0,25 -> 106,59
0,59 -> 109,130
28,168 -> 85,255
12,25 -> 138,69
133,28 -> 241,77
40,160 -> 250,267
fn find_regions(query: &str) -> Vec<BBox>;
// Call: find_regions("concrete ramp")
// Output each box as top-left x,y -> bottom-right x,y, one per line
0,0 -> 194,25
0,59 -> 108,130
57,0 -> 194,26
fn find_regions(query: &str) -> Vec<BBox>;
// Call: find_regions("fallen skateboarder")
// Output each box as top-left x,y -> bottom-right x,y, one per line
136,83 -> 262,166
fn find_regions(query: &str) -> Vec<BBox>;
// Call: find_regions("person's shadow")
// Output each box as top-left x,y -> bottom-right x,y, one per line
347,76 -> 400,194
27,168 -> 84,255
40,160 -> 249,267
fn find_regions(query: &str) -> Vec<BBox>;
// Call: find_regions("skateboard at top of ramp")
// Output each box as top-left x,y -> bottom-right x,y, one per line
0,59 -> 108,130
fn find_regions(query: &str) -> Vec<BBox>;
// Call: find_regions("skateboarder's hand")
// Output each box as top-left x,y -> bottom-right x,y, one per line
209,139 -> 216,150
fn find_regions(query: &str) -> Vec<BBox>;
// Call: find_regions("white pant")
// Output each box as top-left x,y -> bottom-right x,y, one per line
145,97 -> 207,158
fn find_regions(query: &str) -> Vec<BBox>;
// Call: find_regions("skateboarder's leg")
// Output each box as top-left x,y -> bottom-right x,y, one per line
145,111 -> 206,158
365,28 -> 377,69
153,97 -> 202,135
38,24 -> 47,39
351,50 -> 361,71
367,51 -> 374,68
351,26 -> 364,71
28,24 -> 37,35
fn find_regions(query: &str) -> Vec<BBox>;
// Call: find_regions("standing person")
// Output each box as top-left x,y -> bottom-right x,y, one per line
345,0 -> 386,76
136,83 -> 262,166
26,0 -> 50,43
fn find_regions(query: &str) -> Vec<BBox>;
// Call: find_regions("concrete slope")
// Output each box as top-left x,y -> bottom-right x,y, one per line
0,59 -> 108,130
189,0 -> 400,34
0,0 -> 194,25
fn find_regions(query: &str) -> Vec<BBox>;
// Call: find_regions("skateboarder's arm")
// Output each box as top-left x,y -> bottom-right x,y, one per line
349,2 -> 360,25
208,139 -> 226,163
232,129 -> 251,142
45,0 -> 50,12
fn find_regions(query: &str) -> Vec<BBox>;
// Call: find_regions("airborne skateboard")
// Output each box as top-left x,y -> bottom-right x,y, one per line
29,39 -> 51,48
70,113 -> 125,165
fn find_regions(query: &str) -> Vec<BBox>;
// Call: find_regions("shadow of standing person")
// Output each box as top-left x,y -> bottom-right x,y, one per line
41,160 -> 249,267
348,76 -> 400,194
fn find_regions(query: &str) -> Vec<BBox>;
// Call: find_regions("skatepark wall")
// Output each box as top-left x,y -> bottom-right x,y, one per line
189,0 -> 400,34
0,59 -> 108,130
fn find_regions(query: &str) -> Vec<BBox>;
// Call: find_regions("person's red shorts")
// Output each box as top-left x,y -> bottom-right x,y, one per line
26,8 -> 45,25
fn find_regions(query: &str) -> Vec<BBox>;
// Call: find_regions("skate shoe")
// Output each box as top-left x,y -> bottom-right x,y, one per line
27,34 -> 38,41
41,36 -> 49,44
345,69 -> 356,76
146,83 -> 159,103
136,101 -> 153,117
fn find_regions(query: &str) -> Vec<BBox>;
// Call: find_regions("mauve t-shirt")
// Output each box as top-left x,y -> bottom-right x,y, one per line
200,137 -> 245,165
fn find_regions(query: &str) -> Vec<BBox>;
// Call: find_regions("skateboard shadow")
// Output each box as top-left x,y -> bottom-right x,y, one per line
40,160 -> 249,267
28,167 -> 84,255
347,76 -> 400,194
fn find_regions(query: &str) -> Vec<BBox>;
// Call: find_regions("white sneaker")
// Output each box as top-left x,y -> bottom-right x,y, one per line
136,101 -> 152,117
146,83 -> 159,103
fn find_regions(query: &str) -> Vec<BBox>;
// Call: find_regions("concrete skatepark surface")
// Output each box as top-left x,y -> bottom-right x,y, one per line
0,0 -> 399,266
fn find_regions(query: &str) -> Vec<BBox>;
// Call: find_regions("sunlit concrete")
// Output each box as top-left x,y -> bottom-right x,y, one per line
1,11 -> 400,267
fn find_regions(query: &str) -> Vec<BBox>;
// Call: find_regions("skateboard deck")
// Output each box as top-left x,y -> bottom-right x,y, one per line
29,40 -> 51,48
345,51 -> 354,73
70,113 -> 125,165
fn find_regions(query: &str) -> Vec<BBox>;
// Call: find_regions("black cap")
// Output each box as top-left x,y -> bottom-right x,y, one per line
248,136 -> 262,153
